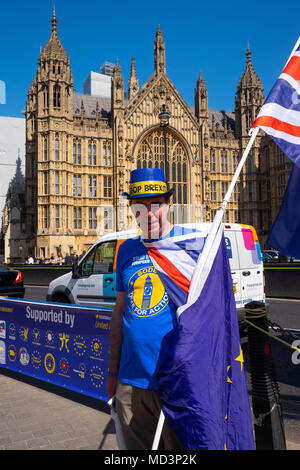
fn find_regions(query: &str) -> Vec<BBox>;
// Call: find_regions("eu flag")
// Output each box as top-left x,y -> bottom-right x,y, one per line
156,225 -> 255,450
267,164 -> 300,258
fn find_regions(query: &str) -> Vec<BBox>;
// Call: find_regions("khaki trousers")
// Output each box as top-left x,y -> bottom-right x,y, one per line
115,380 -> 183,451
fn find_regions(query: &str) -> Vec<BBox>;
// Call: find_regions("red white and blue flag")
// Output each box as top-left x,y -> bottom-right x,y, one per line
252,38 -> 300,257
252,39 -> 300,166
143,227 -> 206,309
143,222 -> 255,450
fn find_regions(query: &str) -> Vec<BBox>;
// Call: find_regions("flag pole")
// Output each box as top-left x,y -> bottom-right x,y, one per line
152,126 -> 260,450
187,126 -> 260,303
152,410 -> 165,450
152,35 -> 300,451
188,34 -> 300,308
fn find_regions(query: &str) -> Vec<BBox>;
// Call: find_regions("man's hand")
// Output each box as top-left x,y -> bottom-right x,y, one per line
106,375 -> 118,399
106,291 -> 126,399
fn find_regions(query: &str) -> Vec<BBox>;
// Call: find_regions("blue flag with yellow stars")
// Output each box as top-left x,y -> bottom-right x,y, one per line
267,164 -> 300,259
157,224 -> 255,450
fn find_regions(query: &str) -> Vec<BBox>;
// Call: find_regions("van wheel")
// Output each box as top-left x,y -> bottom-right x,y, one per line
54,294 -> 70,304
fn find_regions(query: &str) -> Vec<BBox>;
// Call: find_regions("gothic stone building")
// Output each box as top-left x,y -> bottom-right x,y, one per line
24,11 -> 291,260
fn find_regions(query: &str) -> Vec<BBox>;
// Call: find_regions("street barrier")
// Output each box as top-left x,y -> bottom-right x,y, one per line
8,264 -> 72,286
245,301 -> 286,450
8,262 -> 300,298
263,263 -> 300,299
0,297 -> 112,402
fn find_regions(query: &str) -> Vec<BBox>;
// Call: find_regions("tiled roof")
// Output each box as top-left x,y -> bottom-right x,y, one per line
73,93 -> 236,130
188,106 -> 236,131
208,109 -> 235,131
73,93 -> 111,118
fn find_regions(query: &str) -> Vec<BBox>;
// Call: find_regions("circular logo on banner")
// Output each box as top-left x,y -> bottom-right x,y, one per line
73,335 -> 87,357
9,323 -> 16,338
128,267 -> 169,317
19,347 -> 30,366
45,330 -> 55,347
91,338 -> 103,359
31,350 -> 42,370
90,365 -> 104,389
59,357 -> 70,376
44,353 -> 55,374
8,344 -> 17,362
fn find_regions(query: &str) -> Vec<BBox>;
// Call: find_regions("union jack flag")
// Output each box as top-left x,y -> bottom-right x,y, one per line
143,227 -> 206,309
252,39 -> 300,167
143,221 -> 254,450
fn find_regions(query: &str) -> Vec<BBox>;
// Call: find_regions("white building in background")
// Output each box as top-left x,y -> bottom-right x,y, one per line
0,116 -> 26,262
0,116 -> 26,218
83,62 -> 114,98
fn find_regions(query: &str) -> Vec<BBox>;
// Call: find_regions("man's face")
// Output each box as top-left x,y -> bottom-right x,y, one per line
130,195 -> 170,239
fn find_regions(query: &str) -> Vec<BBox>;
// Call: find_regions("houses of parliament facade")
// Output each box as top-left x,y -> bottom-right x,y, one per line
21,10 -> 291,260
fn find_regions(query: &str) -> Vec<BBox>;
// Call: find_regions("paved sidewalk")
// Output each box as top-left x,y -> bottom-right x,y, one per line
0,369 -> 117,450
0,367 -> 299,450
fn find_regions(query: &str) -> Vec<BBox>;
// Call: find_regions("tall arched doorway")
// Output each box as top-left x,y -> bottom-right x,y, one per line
136,128 -> 189,205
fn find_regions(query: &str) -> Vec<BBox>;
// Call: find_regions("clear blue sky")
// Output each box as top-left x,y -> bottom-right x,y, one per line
0,0 -> 299,118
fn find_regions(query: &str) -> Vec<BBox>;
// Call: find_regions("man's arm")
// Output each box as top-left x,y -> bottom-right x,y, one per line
106,291 -> 126,398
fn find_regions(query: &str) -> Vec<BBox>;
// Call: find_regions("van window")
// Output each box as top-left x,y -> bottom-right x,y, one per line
224,232 -> 239,270
81,241 -> 117,276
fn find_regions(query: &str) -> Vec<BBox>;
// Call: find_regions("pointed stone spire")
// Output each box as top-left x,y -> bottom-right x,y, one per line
128,56 -> 139,100
194,71 -> 208,120
154,25 -> 166,74
40,4 -> 68,60
235,46 -> 264,137
238,44 -> 262,89
81,99 -> 85,117
51,2 -> 58,32
112,59 -> 124,107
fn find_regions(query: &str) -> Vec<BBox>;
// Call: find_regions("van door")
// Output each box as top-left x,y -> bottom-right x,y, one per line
235,227 -> 264,306
224,230 -> 242,310
72,240 -> 117,307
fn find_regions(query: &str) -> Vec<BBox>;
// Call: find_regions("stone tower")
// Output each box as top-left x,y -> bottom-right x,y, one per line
235,46 -> 264,138
25,6 -> 73,256
235,46 -> 266,228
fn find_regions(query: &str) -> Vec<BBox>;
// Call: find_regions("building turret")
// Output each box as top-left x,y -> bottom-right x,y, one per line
194,72 -> 208,121
36,5 -> 73,119
154,25 -> 166,74
235,46 -> 264,137
127,57 -> 139,100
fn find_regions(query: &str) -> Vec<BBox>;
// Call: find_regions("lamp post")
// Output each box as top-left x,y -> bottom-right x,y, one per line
158,104 -> 170,183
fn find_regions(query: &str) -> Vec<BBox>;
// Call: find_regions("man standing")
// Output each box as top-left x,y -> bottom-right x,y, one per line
106,168 -> 183,450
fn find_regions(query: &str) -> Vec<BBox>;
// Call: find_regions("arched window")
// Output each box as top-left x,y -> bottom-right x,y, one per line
136,129 -> 189,205
43,136 -> 48,161
88,142 -> 97,165
55,136 -> 60,161
103,142 -> 111,166
43,86 -> 49,108
53,85 -> 61,108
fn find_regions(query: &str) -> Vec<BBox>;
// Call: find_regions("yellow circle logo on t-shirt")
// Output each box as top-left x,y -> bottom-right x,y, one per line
128,266 -> 169,317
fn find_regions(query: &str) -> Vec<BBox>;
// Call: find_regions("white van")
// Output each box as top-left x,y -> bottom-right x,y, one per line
46,223 -> 265,323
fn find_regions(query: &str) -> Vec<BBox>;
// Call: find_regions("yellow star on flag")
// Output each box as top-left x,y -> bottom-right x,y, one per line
227,365 -> 232,383
234,345 -> 244,372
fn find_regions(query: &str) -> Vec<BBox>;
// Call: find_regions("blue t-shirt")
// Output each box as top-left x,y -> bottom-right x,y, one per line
116,230 -> 180,390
